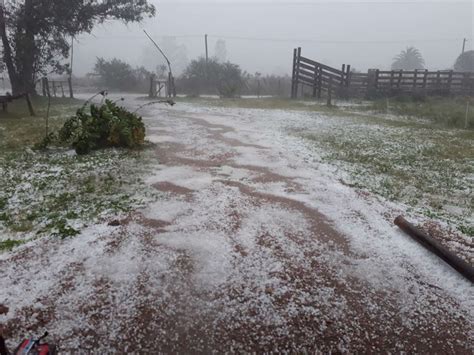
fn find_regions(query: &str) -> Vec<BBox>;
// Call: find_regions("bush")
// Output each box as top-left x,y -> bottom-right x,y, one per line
180,57 -> 243,97
57,100 -> 146,154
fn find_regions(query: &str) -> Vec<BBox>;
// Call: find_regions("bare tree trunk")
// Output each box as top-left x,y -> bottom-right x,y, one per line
21,0 -> 37,95
0,5 -> 21,94
0,1 -> 37,96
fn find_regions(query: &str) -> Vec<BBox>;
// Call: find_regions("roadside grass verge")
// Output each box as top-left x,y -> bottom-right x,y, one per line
301,114 -> 473,237
0,98 -> 158,251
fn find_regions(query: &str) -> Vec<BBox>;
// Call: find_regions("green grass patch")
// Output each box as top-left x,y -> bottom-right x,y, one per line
177,96 -> 342,115
0,239 -> 27,251
360,96 -> 474,129
0,97 -> 82,151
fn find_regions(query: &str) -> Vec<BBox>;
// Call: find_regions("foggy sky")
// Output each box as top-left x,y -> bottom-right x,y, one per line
73,0 -> 473,77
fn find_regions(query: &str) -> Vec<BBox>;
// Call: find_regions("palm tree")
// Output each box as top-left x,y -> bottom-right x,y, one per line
392,47 -> 425,70
454,50 -> 474,72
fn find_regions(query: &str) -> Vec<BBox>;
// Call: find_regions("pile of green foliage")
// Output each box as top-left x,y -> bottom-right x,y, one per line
41,100 -> 146,154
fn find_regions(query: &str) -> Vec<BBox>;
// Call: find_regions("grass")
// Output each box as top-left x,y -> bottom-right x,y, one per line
301,114 -> 473,237
359,96 -> 474,129
0,97 -> 158,251
177,96 -> 342,115
0,96 -> 82,150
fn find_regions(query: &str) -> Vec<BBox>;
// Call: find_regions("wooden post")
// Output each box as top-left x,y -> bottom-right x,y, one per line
327,76 -> 333,106
422,69 -> 428,93
398,70 -> 402,89
312,63 -> 318,98
341,64 -> 346,88
68,77 -> 74,98
447,70 -> 453,94
295,47 -> 301,99
291,48 -> 297,99
317,66 -> 322,99
149,75 -> 155,98
390,70 -> 394,91
413,69 -> 418,89
346,65 -> 351,87
374,69 -> 379,89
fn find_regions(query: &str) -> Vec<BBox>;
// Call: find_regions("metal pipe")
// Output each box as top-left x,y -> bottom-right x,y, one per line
394,216 -> 474,283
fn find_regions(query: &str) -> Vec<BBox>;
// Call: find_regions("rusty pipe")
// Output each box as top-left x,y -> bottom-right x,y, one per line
394,216 -> 473,283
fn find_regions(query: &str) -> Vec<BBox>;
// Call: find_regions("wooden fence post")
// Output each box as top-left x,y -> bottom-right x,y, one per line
291,48 -> 298,99
317,66 -> 322,99
149,75 -> 156,98
295,47 -> 301,99
413,69 -> 418,90
398,70 -> 402,89
346,65 -> 351,87
312,64 -> 318,98
327,76 -> 333,106
68,77 -> 74,98
448,70 -> 453,95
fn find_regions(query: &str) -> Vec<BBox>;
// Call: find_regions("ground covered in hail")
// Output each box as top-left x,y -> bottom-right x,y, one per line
0,96 -> 472,353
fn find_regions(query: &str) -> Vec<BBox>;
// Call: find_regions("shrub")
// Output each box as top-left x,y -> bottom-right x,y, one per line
58,100 -> 146,154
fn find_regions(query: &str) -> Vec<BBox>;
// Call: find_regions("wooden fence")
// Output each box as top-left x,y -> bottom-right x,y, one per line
291,47 -> 474,99
39,77 -> 74,98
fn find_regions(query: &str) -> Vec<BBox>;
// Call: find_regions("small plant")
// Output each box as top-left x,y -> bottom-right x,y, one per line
56,100 -> 146,155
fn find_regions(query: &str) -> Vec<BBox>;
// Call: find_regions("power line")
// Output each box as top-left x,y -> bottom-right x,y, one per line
78,33 -> 473,45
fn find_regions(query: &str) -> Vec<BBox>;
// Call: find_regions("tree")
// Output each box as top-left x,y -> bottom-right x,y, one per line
214,39 -> 227,63
0,0 -> 155,95
217,62 -> 242,98
181,57 -> 243,97
92,58 -> 152,92
454,50 -> 474,72
392,47 -> 425,70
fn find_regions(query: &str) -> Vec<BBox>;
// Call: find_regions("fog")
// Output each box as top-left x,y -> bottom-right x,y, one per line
73,0 -> 473,76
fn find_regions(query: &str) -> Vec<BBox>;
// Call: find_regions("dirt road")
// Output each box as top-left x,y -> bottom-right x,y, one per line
1,100 -> 472,353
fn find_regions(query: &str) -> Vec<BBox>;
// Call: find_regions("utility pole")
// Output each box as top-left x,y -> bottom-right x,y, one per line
205,34 -> 209,63
462,38 -> 467,54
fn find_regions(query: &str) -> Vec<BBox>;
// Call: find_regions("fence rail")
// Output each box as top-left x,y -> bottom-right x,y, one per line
291,47 -> 474,99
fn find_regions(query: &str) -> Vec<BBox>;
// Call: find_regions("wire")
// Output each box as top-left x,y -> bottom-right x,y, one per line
77,33 -> 472,44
